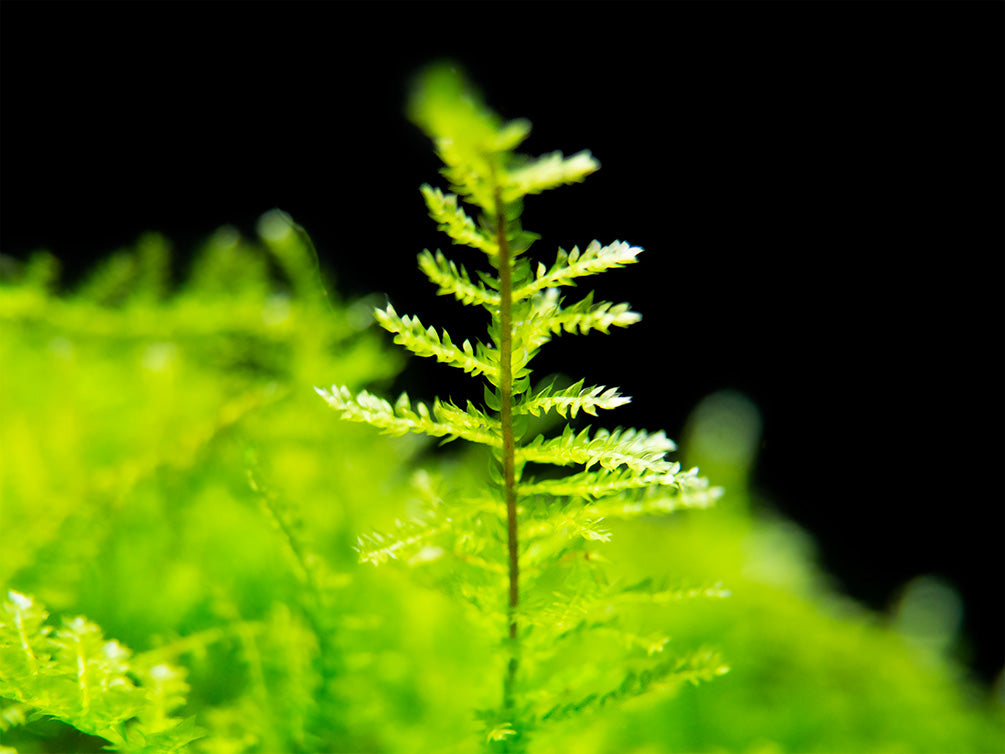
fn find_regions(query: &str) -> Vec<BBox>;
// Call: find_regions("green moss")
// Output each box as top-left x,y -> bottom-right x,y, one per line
2,78 -> 1001,754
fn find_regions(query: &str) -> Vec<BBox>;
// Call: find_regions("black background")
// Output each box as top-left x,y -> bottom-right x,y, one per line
2,1 -> 1002,685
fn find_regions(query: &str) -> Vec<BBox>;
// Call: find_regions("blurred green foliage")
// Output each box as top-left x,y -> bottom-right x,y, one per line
0,212 -> 488,752
542,390 -> 1005,753
1,215 -> 1002,752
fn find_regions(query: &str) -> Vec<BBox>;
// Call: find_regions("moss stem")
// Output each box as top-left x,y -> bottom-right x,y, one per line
494,186 -> 520,712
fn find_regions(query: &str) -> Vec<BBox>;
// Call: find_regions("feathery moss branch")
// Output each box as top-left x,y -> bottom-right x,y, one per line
316,62 -> 725,750
0,591 -> 202,753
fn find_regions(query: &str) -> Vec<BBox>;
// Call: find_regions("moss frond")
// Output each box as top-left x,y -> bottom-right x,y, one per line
501,150 -> 600,201
515,379 -> 631,420
418,248 -> 501,308
519,425 -> 677,474
515,241 -> 643,299
0,591 -> 202,753
375,303 -> 500,382
316,385 -> 500,447
316,62 -> 726,748
420,185 -> 499,257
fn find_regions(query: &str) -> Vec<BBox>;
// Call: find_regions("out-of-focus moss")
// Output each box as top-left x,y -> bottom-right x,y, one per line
537,391 -> 1004,753
0,213 -> 486,752
2,222 -> 1002,752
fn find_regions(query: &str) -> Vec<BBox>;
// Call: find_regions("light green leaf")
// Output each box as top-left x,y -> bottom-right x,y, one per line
502,150 -> 599,201
521,288 -> 641,345
611,582 -> 733,606
316,385 -> 500,447
539,648 -> 729,725
486,721 -> 517,742
515,240 -> 643,300
419,185 -> 499,256
515,379 -> 631,419
0,592 -> 201,752
357,522 -> 443,566
597,472 -> 724,518
418,248 -> 500,307
518,464 -> 682,499
519,426 -> 676,474
375,304 -> 499,382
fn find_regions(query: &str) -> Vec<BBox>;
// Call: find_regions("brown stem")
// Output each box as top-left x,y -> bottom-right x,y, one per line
494,187 -> 520,711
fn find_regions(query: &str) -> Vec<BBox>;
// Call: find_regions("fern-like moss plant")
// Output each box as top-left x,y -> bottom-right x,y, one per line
317,63 -> 728,750
0,590 -> 201,753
